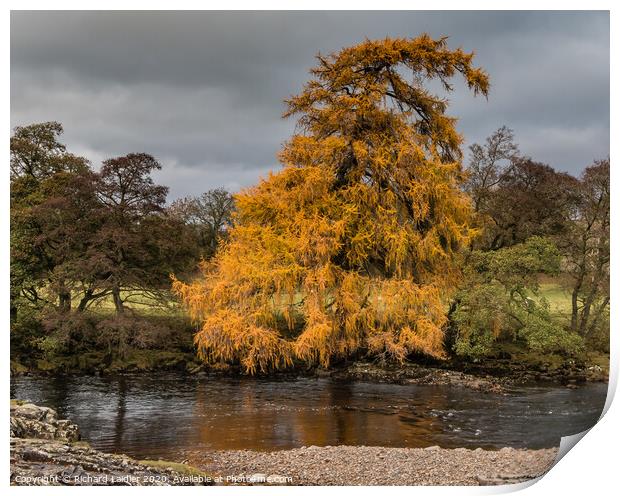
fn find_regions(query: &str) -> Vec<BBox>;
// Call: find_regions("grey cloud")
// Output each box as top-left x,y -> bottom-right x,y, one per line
11,11 -> 609,200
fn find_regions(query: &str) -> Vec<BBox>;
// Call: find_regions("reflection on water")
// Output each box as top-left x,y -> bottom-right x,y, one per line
11,374 -> 607,461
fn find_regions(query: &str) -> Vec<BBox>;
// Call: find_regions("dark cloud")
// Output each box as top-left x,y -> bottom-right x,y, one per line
11,11 -> 609,200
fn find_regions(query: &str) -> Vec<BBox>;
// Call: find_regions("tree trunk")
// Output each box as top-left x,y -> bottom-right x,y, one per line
588,296 -> 610,336
58,288 -> 71,314
10,302 -> 17,322
443,299 -> 460,354
112,286 -> 124,315
570,270 -> 585,333
77,289 -> 94,312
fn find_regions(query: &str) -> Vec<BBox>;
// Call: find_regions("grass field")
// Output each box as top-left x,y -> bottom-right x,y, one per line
75,289 -> 184,317
539,282 -> 573,318
77,280 -> 576,320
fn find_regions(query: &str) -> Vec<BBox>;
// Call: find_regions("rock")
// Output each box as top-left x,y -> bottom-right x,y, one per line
11,438 -> 213,486
10,402 -> 80,442
329,361 -> 506,393
476,473 -> 542,486
10,402 -> 213,486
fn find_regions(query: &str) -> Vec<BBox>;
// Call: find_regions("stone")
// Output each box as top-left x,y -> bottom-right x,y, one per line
10,403 -> 213,486
10,403 -> 80,442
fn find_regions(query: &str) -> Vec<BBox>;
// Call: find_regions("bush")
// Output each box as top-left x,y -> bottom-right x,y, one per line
517,301 -> 584,355
450,237 -> 583,360
95,313 -> 195,359
12,304 -> 196,365
39,310 -> 98,357
10,309 -> 45,357
451,283 -> 507,360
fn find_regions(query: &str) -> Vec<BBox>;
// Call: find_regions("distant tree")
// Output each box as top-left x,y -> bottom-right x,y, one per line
174,35 -> 490,373
560,159 -> 610,339
466,129 -> 578,250
483,158 -> 578,249
10,123 -> 216,362
10,121 -> 88,181
169,188 -> 234,260
465,128 -> 610,351
465,125 -> 519,213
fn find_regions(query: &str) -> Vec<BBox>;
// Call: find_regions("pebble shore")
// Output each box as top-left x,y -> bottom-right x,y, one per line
198,444 -> 558,486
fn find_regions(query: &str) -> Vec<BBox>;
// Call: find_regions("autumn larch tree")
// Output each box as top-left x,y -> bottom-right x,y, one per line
174,35 -> 490,373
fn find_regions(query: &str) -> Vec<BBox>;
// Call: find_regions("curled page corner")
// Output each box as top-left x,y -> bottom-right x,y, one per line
554,428 -> 592,465
526,370 -> 616,489
480,430 -> 595,494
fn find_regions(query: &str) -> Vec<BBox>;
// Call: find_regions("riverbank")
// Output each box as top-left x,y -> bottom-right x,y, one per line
197,445 -> 558,486
10,401 -> 213,486
10,347 -> 609,392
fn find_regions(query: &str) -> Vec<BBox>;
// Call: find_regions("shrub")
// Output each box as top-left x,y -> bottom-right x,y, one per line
516,301 -> 584,355
10,309 -> 45,357
451,283 -> 507,359
451,237 -> 583,359
39,310 -> 98,358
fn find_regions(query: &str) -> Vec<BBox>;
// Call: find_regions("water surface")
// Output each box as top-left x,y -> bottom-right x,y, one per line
11,374 -> 607,461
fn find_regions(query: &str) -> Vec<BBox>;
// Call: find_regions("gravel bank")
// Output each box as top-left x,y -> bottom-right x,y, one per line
197,445 -> 558,485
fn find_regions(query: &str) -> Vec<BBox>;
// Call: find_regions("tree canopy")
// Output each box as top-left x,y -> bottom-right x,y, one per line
10,125 -> 197,319
174,36 -> 490,373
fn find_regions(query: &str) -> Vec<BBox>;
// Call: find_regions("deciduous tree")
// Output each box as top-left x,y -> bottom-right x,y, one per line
466,129 -> 578,250
450,237 -> 583,359
465,125 -> 519,213
93,153 -> 189,314
561,159 -> 610,339
169,188 -> 234,260
10,122 -> 95,316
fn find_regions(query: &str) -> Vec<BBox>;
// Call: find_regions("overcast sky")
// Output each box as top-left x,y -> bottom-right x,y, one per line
11,11 -> 609,201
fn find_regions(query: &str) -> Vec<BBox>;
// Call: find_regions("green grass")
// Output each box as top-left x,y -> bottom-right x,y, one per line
73,289 -> 184,317
52,277 -> 576,321
538,282 -> 573,316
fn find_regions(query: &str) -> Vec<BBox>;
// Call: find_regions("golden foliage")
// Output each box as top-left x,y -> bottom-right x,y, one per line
173,35 -> 489,373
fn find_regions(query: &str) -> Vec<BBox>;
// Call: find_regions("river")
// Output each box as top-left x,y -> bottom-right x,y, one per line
11,373 -> 608,461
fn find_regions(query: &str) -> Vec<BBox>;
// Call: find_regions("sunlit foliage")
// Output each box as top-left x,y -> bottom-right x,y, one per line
174,36 -> 489,373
